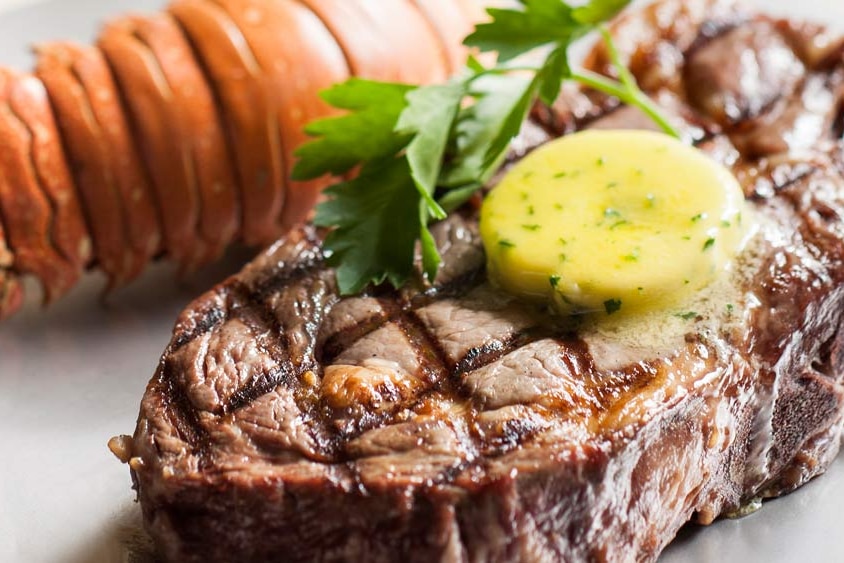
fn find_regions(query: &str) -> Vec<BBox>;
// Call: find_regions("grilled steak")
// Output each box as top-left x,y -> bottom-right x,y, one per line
123,1 -> 844,561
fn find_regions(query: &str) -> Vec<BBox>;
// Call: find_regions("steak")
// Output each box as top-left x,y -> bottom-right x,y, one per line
121,1 -> 844,561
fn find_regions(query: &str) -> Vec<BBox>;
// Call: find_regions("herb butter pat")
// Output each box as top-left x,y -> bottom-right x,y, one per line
480,130 -> 752,315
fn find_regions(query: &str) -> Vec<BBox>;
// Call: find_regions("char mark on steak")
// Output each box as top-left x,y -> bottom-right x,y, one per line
125,1 -> 844,561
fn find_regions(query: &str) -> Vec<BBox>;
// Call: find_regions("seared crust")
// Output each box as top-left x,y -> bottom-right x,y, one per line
169,0 -> 284,247
128,2 -> 844,562
0,68 -> 76,302
298,0 -> 448,83
134,204 -> 840,562
35,42 -> 160,288
132,175 -> 844,563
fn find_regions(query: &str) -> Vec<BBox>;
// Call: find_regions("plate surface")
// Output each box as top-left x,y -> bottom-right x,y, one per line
0,1 -> 842,562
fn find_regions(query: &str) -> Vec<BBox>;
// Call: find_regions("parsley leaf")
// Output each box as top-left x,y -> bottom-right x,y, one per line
536,46 -> 571,106
419,224 -> 441,286
396,82 -> 465,219
438,72 -> 535,190
572,0 -> 631,24
292,79 -> 413,180
314,156 -> 424,294
465,1 -> 577,62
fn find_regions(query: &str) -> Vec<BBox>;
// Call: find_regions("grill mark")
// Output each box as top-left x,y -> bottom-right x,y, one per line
247,249 -> 325,300
166,237 -> 333,432
691,129 -> 721,148
297,407 -> 345,461
225,364 -> 294,415
169,252 -> 323,354
159,356 -> 212,467
454,339 -> 511,375
344,441 -> 476,493
323,269 -> 490,366
319,297 -> 400,364
479,406 -> 553,456
249,256 -> 324,299
289,274 -> 338,377
426,456 -> 476,489
222,282 -> 298,414
425,265 -> 488,301
393,317 -> 559,459
294,280 -> 338,378
319,263 -> 487,366
223,267 -> 337,414
457,334 -> 592,453
171,304 -> 227,350
398,311 -> 451,385
746,164 -> 818,202
552,334 -> 592,366
318,268 -> 528,386
453,327 -> 551,377
308,307 -> 461,455
727,79 -> 808,135
314,311 -> 452,443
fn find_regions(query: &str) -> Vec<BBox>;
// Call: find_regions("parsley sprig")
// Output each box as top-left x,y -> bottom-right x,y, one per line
293,0 -> 680,295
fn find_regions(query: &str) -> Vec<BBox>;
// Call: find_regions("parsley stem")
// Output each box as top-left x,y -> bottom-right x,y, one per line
466,65 -> 547,81
567,26 -> 680,139
464,34 -> 680,139
597,26 -> 680,139
570,69 -> 680,139
599,26 -> 638,94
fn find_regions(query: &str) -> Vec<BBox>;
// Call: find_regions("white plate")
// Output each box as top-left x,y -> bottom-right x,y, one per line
0,1 -> 842,562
